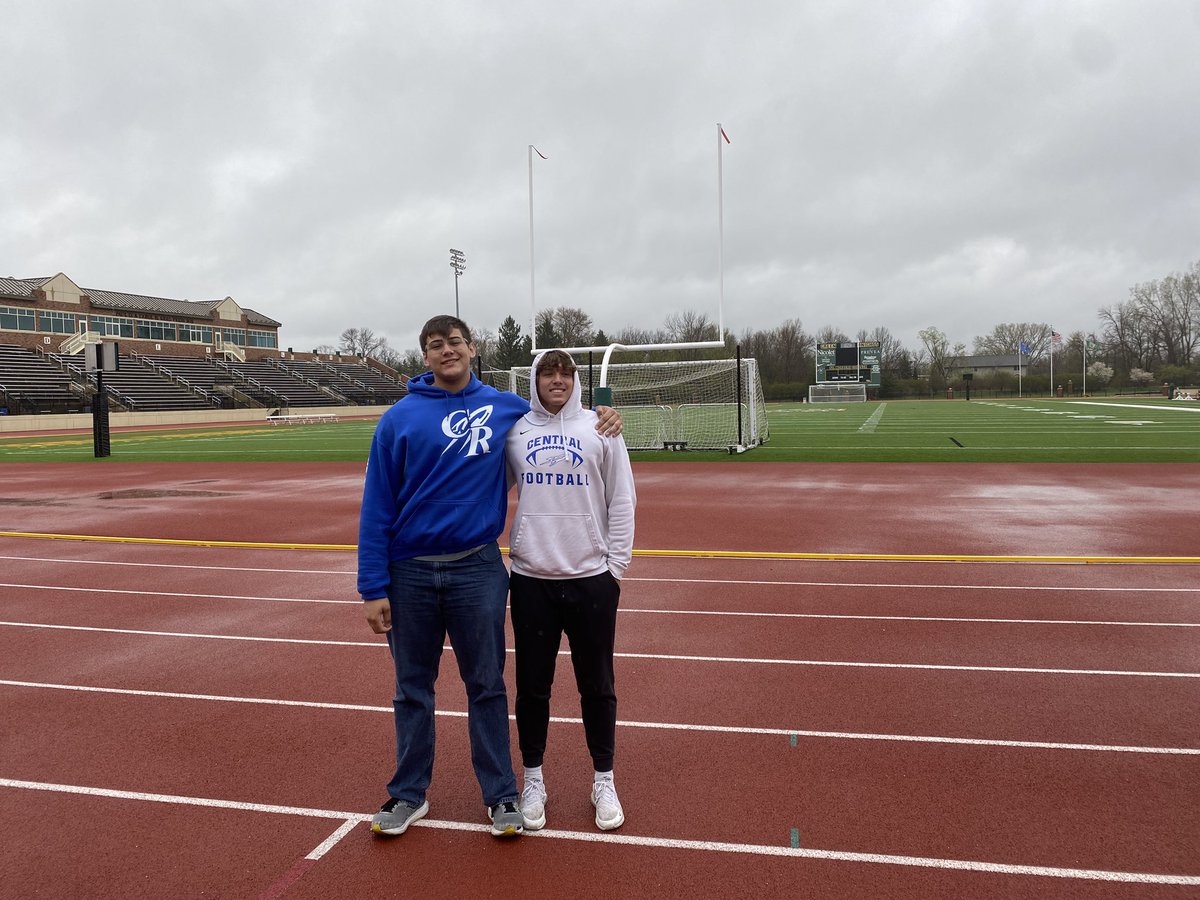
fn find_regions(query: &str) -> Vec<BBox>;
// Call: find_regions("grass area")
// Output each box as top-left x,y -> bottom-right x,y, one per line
2,398 -> 1199,463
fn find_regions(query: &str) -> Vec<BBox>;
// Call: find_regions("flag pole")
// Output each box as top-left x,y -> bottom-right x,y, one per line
1049,327 -> 1054,398
1018,341 -> 1023,398
1083,337 -> 1088,397
717,123 -> 727,342
528,145 -> 537,352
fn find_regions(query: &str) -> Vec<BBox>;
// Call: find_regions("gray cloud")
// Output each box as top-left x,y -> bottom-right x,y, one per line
4,0 -> 1198,355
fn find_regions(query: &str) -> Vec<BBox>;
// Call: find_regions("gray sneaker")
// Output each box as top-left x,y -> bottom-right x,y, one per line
371,797 -> 429,835
489,801 -> 524,837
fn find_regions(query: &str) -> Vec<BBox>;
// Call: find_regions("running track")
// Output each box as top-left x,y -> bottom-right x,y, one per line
1,462 -> 1198,898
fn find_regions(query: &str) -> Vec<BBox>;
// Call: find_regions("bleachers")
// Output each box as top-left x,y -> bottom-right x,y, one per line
1,344 -> 400,417
225,359 -> 340,407
327,360 -> 407,404
0,344 -> 88,414
276,358 -> 405,405
52,353 -> 215,412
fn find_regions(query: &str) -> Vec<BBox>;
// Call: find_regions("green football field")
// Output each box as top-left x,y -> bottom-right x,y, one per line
1,397 -> 1198,463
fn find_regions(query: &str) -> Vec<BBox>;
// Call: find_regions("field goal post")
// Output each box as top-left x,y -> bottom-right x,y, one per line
808,383 -> 867,403
509,346 -> 769,452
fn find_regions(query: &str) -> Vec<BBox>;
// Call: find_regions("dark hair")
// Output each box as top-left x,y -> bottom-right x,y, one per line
420,315 -> 473,351
537,349 -> 577,374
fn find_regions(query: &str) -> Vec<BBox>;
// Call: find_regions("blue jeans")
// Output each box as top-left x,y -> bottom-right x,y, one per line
384,542 -> 518,809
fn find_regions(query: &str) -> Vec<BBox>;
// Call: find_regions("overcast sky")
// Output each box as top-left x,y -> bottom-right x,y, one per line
5,1 -> 1199,356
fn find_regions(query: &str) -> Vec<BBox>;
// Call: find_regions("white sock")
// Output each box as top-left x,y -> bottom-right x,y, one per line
594,770 -> 614,784
524,766 -> 544,784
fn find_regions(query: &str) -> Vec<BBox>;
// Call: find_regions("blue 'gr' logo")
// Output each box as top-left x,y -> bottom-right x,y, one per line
441,405 -> 494,457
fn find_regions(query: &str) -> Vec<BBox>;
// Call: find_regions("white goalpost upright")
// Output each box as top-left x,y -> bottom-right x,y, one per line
522,124 -> 768,451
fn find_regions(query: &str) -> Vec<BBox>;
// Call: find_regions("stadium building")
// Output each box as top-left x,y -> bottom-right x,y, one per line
1,273 -> 405,417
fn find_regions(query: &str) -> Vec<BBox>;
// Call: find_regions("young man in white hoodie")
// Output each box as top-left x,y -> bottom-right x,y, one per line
504,349 -> 636,832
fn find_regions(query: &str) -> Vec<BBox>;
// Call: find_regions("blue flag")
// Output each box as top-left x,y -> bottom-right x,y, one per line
1018,341 -> 1031,355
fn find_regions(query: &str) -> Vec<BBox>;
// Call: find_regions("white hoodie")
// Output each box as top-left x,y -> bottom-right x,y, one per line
505,352 -> 636,579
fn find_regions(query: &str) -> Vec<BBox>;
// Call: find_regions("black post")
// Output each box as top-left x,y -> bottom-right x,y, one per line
587,352 -> 594,408
736,344 -> 744,446
93,367 -> 111,458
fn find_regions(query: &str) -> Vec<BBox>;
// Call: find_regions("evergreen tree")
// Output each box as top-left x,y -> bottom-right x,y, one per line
493,316 -> 526,370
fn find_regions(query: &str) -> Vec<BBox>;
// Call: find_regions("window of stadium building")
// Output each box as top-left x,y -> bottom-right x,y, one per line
136,320 -> 178,341
247,330 -> 277,348
221,328 -> 247,346
91,315 -> 135,338
39,311 -> 77,334
1,306 -> 37,331
179,325 -> 213,343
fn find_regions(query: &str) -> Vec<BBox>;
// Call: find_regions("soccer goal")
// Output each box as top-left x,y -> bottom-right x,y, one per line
509,357 -> 769,451
808,382 -> 867,403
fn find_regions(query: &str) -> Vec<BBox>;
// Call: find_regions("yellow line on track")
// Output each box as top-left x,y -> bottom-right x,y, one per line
2,531 -> 1199,564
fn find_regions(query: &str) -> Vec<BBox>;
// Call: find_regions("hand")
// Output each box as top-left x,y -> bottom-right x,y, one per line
595,405 -> 623,437
364,598 -> 391,633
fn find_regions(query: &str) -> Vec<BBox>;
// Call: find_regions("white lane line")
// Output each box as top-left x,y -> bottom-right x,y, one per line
628,578 -> 1200,594
2,680 -> 1197,756
1068,401 -> 1200,414
305,818 -> 359,861
622,609 -> 1200,629
0,555 -> 355,576
0,621 -> 376,647
3,621 -> 1197,678
0,583 -> 353,605
1,778 -> 1196,885
3,581 -> 1195,627
5,561 -> 1200,595
858,403 -> 887,433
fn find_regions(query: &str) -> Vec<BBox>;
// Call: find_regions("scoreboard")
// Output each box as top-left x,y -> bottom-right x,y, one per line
815,341 -> 881,386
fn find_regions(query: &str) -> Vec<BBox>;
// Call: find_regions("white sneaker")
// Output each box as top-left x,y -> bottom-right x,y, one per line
520,778 -> 547,831
591,779 -> 624,831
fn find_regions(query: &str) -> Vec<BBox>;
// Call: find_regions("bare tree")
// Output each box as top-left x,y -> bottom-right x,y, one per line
551,307 -> 595,347
918,326 -> 965,389
813,325 -> 849,345
664,310 -> 719,342
972,323 -> 1051,362
772,319 -> 813,383
339,327 -> 390,359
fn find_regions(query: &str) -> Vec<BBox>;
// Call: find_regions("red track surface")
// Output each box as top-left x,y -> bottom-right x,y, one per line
2,462 -> 1199,898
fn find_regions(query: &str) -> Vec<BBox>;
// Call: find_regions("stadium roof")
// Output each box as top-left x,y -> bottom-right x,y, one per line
3,276 -> 281,327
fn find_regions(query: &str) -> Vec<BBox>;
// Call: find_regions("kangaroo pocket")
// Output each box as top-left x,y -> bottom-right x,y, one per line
397,498 -> 500,553
510,513 -> 603,577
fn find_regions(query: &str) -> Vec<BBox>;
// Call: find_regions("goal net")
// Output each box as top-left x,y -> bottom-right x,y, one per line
508,357 -> 769,451
808,382 -> 867,403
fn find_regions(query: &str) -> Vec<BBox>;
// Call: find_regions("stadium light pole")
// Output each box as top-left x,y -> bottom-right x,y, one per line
449,248 -> 466,318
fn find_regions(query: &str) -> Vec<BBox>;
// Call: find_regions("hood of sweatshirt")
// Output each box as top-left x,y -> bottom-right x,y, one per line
407,370 -> 485,399
526,350 -> 584,425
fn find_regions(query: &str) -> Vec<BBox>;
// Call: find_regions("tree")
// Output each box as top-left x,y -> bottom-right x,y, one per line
492,316 -> 527,370
664,310 -> 719,343
973,323 -> 1051,362
772,319 -> 812,384
550,307 -> 595,347
1129,367 -> 1154,385
813,325 -> 848,345
1086,361 -> 1113,385
918,326 -> 965,390
339,327 -> 390,359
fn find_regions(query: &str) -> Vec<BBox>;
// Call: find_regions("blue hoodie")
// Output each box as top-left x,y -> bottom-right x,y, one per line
357,371 -> 530,600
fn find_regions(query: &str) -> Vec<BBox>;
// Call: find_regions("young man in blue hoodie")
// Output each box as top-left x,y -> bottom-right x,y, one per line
358,315 -> 620,839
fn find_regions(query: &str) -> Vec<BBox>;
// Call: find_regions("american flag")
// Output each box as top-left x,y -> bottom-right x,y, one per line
1051,330 -> 1062,345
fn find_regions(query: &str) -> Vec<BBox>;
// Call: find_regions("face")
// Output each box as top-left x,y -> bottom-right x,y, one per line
423,328 -> 476,390
536,364 -> 574,414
